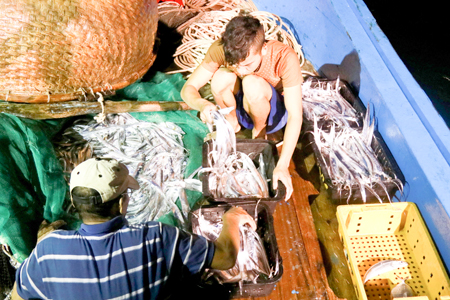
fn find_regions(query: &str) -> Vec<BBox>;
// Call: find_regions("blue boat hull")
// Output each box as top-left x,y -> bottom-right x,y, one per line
253,0 -> 450,271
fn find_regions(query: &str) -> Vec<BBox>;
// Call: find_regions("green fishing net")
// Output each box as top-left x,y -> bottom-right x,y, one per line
0,72 -> 208,262
0,114 -> 71,262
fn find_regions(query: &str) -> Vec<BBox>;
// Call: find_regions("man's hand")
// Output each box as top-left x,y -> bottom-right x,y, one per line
11,283 -> 24,300
272,165 -> 293,201
211,207 -> 256,270
37,220 -> 67,244
222,206 -> 257,231
199,101 -> 217,124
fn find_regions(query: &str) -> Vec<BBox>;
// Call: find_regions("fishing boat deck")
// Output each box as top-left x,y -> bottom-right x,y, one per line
234,140 -> 357,300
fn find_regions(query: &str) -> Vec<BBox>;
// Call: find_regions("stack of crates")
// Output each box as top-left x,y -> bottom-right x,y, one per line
191,139 -> 285,298
336,202 -> 450,300
302,77 -> 405,204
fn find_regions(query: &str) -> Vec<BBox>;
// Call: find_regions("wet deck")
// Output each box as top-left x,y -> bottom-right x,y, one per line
235,140 -> 357,300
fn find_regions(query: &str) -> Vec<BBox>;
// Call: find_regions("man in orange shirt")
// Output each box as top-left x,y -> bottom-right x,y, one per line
181,15 -> 303,200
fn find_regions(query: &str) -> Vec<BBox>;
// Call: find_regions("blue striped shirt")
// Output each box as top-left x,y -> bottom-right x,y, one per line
15,216 -> 215,300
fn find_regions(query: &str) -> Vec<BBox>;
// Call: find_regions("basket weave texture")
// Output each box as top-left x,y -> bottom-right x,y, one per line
0,0 -> 158,103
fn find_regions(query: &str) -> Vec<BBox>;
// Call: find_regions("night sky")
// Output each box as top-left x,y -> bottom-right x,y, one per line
364,0 -> 450,128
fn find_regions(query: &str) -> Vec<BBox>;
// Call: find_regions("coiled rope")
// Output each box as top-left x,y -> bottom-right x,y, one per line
158,0 -> 305,75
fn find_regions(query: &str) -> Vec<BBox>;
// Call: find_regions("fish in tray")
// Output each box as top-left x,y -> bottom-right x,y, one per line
312,104 -> 404,203
193,211 -> 273,285
302,77 -> 361,128
201,108 -> 269,198
62,113 -> 201,227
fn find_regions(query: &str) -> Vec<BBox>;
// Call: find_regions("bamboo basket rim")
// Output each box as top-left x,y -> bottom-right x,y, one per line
0,53 -> 157,104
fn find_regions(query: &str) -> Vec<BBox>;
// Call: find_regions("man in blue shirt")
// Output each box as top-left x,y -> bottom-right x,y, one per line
12,158 -> 256,300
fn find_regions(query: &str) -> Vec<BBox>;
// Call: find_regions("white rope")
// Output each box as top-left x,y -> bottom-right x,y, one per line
171,10 -> 305,74
2,244 -> 20,269
94,92 -> 106,123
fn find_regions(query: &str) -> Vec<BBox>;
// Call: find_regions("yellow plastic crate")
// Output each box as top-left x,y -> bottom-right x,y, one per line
336,202 -> 450,300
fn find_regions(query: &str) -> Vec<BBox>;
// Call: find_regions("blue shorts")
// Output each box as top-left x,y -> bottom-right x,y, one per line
235,84 -> 288,134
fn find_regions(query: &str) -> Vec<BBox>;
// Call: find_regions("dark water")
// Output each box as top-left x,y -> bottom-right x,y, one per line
364,0 -> 450,128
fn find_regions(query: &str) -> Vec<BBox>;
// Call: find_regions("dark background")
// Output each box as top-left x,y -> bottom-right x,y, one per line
363,0 -> 450,128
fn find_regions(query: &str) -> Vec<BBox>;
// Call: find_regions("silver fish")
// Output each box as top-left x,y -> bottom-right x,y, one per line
67,113 -> 198,226
302,77 -> 361,127
194,213 -> 272,285
391,279 -> 415,298
204,109 -> 269,198
312,108 -> 404,203
363,260 -> 409,283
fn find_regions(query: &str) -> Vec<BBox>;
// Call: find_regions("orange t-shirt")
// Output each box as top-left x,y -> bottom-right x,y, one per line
203,39 -> 303,93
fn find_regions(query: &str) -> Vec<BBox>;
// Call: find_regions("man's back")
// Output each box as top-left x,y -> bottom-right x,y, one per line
15,216 -> 214,300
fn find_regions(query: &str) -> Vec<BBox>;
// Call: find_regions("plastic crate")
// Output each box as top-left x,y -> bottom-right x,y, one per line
201,139 -> 286,213
307,129 -> 405,204
190,202 -> 283,298
336,203 -> 450,300
302,77 -> 366,130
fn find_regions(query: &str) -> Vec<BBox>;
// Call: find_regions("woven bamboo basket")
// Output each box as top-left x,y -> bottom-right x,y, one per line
0,0 -> 158,103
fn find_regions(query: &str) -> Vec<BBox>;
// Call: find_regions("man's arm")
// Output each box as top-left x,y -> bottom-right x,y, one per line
11,283 -> 24,300
210,207 -> 257,270
181,63 -> 217,124
11,220 -> 66,300
272,84 -> 303,200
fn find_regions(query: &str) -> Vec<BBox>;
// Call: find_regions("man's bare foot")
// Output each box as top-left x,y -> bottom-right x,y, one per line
266,130 -> 284,143
252,127 -> 267,139
224,114 -> 241,133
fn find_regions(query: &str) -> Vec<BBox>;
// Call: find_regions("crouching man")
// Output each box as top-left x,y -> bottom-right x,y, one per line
181,15 -> 303,200
12,158 -> 255,300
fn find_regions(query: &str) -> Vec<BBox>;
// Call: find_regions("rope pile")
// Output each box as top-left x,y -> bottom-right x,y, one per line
158,0 -> 305,75
158,0 -> 256,34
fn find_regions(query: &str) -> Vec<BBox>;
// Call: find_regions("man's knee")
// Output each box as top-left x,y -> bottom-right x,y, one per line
242,75 -> 272,104
211,68 -> 238,95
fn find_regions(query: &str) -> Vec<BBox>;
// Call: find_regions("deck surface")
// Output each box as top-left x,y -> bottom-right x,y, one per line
235,144 -> 346,300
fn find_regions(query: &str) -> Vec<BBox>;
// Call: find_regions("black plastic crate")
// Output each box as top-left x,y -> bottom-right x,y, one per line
201,139 -> 286,213
190,202 -> 283,298
302,77 -> 366,131
307,129 -> 405,204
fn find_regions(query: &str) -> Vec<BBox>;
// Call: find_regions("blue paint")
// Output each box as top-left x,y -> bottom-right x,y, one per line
291,290 -> 300,294
253,0 -> 450,271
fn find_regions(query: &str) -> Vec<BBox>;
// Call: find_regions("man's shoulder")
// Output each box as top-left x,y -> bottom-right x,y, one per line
266,40 -> 297,58
126,221 -> 162,232
266,40 -> 291,50
206,39 -> 224,56
37,229 -> 78,244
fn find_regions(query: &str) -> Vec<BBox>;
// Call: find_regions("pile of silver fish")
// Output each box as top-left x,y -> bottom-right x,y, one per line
302,77 -> 361,128
202,108 -> 269,198
312,105 -> 403,203
71,113 -> 201,226
193,210 -> 274,285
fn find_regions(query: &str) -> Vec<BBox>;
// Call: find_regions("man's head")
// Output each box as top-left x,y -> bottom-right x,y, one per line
70,158 -> 139,222
222,15 -> 266,76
